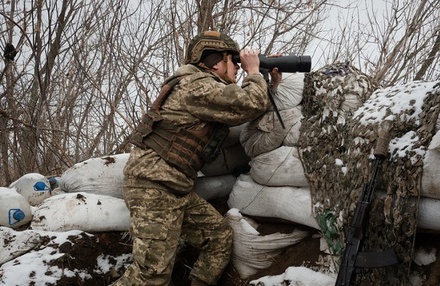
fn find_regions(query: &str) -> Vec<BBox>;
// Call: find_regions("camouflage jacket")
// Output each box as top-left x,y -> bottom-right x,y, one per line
124,64 -> 270,195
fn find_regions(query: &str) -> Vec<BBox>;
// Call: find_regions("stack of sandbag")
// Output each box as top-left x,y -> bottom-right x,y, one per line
0,173 -> 52,229
228,66 -> 440,232
0,171 -> 131,233
229,72 -> 316,226
240,73 -> 305,158
226,73 -> 314,279
59,126 -> 249,203
230,62 -> 440,282
46,126 -> 251,232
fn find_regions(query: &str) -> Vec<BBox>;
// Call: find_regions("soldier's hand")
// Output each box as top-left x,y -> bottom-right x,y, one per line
239,48 -> 260,75
266,53 -> 283,90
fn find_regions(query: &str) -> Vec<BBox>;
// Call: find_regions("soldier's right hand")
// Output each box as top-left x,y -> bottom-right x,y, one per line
239,48 -> 260,75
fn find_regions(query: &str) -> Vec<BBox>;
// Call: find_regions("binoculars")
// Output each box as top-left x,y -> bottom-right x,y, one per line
232,54 -> 312,73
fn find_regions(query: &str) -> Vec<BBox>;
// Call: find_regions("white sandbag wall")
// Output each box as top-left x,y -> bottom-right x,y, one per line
229,72 -> 440,233
59,127 -> 249,202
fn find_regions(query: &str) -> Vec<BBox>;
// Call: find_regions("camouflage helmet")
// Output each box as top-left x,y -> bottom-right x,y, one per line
185,31 -> 240,64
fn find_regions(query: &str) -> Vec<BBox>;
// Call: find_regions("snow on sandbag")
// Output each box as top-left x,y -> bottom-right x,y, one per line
193,174 -> 237,201
240,106 -> 303,158
200,143 -> 251,177
0,187 -> 33,228
249,266 -> 335,286
60,154 -> 130,199
31,192 -> 130,232
228,174 -> 319,229
272,73 -> 305,110
0,227 -> 41,265
249,146 -> 308,187
9,173 -> 52,206
226,208 -> 309,279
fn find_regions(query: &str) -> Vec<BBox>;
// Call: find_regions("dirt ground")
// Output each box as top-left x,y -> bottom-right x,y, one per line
49,196 -> 440,286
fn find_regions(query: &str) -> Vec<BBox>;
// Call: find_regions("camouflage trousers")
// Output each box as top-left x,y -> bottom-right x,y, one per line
111,180 -> 233,286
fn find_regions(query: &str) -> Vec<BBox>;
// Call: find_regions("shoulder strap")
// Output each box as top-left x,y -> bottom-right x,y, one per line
152,76 -> 184,111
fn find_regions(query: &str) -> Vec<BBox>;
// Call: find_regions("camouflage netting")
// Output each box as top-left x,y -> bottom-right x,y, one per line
297,62 -> 440,285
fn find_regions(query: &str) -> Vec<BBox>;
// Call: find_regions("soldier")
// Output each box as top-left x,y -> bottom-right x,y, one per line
112,30 -> 281,286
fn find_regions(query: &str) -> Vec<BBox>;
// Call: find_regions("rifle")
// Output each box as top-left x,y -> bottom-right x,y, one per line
335,120 -> 398,286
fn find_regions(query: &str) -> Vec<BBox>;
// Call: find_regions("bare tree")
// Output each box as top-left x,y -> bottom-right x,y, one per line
314,0 -> 440,86
0,0 -> 438,186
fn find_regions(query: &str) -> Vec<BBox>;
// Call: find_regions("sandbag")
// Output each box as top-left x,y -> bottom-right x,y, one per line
421,149 -> 440,199
228,174 -> 319,229
60,154 -> 129,199
31,192 -> 130,232
0,187 -> 33,228
430,129 -> 440,151
240,106 -> 303,158
228,174 -> 440,231
193,174 -> 237,201
273,73 -> 305,110
0,227 -> 41,265
9,173 -> 52,206
226,208 -> 309,279
249,146 -> 308,187
200,143 -> 250,176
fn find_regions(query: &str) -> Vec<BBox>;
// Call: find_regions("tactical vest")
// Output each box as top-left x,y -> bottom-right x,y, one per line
130,76 -> 229,179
